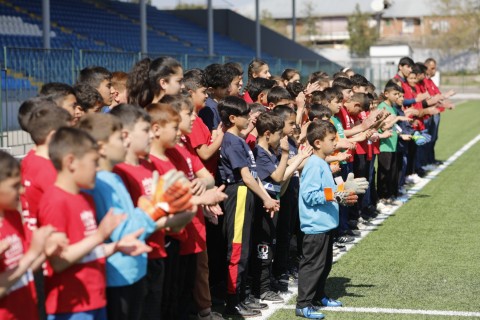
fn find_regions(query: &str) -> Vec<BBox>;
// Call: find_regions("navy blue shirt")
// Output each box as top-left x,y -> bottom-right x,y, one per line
394,104 -> 414,152
254,145 -> 280,197
219,132 -> 258,184
198,97 -> 221,131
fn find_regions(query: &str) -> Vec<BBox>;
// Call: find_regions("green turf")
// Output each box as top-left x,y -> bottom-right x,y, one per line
271,101 -> 480,319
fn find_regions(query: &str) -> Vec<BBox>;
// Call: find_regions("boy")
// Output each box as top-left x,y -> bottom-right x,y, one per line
246,77 -> 277,106
218,96 -> 280,317
295,121 -> 367,319
39,82 -> 78,123
0,150 -> 65,320
74,84 -> 104,114
267,86 -> 293,109
78,113 -> 193,320
38,127 -> 150,318
111,71 -> 128,108
77,66 -> 114,108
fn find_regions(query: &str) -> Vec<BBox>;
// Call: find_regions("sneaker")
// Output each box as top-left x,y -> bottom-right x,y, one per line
406,174 -> 421,184
345,229 -> 361,237
388,197 -> 403,206
289,266 -> 299,281
347,219 -> 359,230
318,297 -> 343,307
335,234 -> 355,244
295,305 -> 325,319
274,274 -> 290,292
333,242 -> 347,251
376,200 -> 391,211
398,186 -> 407,195
224,303 -> 261,318
198,311 -> 225,320
260,290 -> 284,303
243,295 -> 269,310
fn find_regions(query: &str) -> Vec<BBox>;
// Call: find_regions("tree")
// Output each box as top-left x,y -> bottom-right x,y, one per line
175,2 -> 206,10
301,0 -> 319,44
345,4 -> 378,57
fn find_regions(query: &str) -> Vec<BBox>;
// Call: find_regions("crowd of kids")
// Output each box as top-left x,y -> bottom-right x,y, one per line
0,55 -> 453,320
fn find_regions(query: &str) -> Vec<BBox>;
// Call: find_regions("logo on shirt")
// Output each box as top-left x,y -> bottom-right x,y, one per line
80,210 -> 97,236
3,234 -> 24,268
248,151 -> 257,168
186,158 -> 195,181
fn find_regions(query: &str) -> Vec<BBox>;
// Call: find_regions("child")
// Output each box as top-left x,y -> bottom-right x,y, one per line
218,96 -> 279,317
0,150 -> 65,320
197,64 -> 233,131
246,77 -> 277,106
110,71 -> 128,108
248,59 -> 271,80
308,104 -> 333,122
267,86 -> 293,109
74,83 -> 104,114
245,103 -> 267,150
224,62 -> 244,97
281,68 -> 300,87
295,121 -> 367,319
39,82 -> 78,123
77,66 -> 114,109
127,57 -> 183,107
38,127 -> 150,318
77,113 -> 193,320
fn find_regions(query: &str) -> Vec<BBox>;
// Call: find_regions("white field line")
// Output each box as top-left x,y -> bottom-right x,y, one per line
280,305 -> 480,317
259,133 -> 480,320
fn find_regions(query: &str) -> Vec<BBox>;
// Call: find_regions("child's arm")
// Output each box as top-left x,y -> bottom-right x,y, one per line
191,168 -> 215,196
240,167 -> 279,213
103,228 -> 151,258
282,144 -> 312,181
239,111 -> 260,139
0,226 -> 56,298
195,122 -> 224,161
268,137 -> 290,183
48,210 -> 125,273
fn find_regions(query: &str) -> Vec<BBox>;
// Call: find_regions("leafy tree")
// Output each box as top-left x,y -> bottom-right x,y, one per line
345,4 -> 378,57
175,2 -> 206,10
301,0 -> 319,42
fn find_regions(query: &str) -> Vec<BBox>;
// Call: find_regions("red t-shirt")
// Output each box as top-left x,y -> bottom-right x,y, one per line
245,133 -> 257,151
352,111 -> 368,155
242,91 -> 254,104
187,116 -> 219,177
38,186 -> 106,314
20,152 -> 57,236
113,160 -> 168,259
166,136 -> 207,255
0,210 -> 38,320
423,77 -> 445,112
338,106 -> 354,163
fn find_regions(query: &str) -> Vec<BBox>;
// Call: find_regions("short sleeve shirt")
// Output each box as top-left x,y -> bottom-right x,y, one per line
198,98 -> 220,131
219,132 -> 257,184
254,145 -> 280,197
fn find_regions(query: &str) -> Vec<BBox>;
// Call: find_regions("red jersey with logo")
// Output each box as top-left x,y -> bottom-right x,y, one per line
166,136 -> 207,255
187,116 -> 219,177
38,186 -> 106,314
20,152 -> 57,236
423,77 -> 445,112
352,111 -> 368,155
0,210 -> 38,320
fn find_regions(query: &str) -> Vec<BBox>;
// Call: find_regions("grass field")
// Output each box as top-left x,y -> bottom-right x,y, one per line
269,101 -> 480,319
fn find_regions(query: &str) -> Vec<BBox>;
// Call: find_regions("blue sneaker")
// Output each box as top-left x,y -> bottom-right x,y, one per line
295,306 -> 325,319
320,297 -> 343,307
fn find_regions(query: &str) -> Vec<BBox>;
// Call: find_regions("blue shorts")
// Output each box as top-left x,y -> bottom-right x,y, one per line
47,307 -> 107,320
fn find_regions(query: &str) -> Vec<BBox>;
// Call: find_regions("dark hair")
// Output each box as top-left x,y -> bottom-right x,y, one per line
110,103 -> 151,129
218,96 -> 250,128
310,90 -> 326,104
267,86 -> 292,105
398,57 -> 414,67
145,103 -> 181,126
366,82 -> 376,93
414,62 -> 427,74
424,57 -> 436,65
272,104 -> 296,121
74,83 -> 103,112
127,57 -> 182,107
331,77 -> 353,90
249,102 -> 267,114
248,59 -> 268,79
307,71 -> 329,83
18,97 -> 53,132
384,80 -> 403,93
286,81 -> 305,98
111,71 -> 128,91
49,127 -> 98,171
27,101 -> 72,144
351,74 -> 369,88
307,120 -> 337,149
323,86 -> 343,103
77,66 -> 112,89
76,113 -> 123,143
308,104 -> 332,121
246,77 -> 276,101
160,92 -> 194,113
333,71 -> 349,79
281,68 -> 299,81
224,62 -> 244,77
39,82 -> 76,104
183,68 -> 207,91
204,64 -> 233,90
350,93 -> 370,111
0,150 -> 20,182
256,112 -> 284,136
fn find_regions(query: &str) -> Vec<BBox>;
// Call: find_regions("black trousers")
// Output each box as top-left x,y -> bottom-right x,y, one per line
141,258 -> 165,320
251,194 -> 278,297
177,253 -> 198,320
161,238 -> 181,320
353,154 -> 370,216
223,183 -> 254,306
377,151 -> 401,199
296,231 -> 334,309
107,277 -> 147,320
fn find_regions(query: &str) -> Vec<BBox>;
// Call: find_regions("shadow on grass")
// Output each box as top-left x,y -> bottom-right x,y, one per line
325,277 -> 374,299
410,194 -> 431,199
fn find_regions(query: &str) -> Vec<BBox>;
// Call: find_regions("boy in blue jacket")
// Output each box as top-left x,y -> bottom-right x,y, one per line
296,120 -> 368,319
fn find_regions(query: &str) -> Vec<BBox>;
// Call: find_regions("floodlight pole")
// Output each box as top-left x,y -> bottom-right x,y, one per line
292,0 -> 296,42
255,0 -> 261,58
42,0 -> 50,49
208,0 -> 214,56
140,0 -> 147,55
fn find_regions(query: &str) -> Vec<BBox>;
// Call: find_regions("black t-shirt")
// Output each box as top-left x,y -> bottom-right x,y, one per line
219,132 -> 257,184
254,145 -> 279,197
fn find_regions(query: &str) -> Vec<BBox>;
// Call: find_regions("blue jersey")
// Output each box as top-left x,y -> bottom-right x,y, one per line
198,97 -> 221,131
254,145 -> 280,197
219,132 -> 257,184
